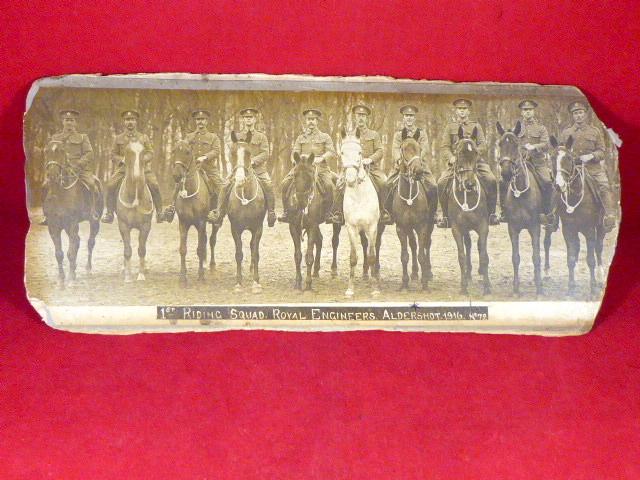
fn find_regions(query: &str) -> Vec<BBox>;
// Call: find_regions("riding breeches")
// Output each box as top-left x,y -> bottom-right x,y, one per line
438,162 -> 497,217
589,170 -> 615,215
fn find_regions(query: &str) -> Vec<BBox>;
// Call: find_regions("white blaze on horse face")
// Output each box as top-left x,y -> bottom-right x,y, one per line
555,150 -> 567,190
129,141 -> 144,179
235,146 -> 247,184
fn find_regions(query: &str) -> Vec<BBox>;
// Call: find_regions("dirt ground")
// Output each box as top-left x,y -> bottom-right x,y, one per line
25,211 -> 616,306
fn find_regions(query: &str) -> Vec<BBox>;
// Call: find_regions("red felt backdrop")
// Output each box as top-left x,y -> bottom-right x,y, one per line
1,1 -> 639,478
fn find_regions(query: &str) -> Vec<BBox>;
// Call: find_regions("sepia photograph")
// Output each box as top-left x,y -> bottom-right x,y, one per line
23,74 -> 621,333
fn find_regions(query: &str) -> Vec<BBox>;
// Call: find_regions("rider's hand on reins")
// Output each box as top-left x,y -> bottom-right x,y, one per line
579,154 -> 594,163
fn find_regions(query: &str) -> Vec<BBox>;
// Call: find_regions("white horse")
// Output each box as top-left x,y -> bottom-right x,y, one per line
340,128 -> 381,297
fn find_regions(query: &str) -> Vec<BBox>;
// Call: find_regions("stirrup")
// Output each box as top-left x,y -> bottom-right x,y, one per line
489,214 -> 500,226
101,212 -> 114,224
437,217 -> 450,229
278,211 -> 291,224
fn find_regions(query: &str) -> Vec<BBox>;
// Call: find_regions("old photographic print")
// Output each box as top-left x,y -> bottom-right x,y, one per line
23,74 -> 621,334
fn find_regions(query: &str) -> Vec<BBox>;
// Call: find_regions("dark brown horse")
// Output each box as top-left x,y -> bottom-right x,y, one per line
497,121 -> 552,297
42,140 -> 102,288
287,152 -> 340,291
227,131 -> 267,294
549,135 -> 605,298
115,140 -> 154,283
172,141 -> 220,285
446,126 -> 491,295
390,137 -> 436,290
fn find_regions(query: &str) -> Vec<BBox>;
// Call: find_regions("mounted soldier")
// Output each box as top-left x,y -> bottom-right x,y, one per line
384,105 -> 437,226
328,104 -> 390,225
101,110 -> 166,224
560,101 -> 616,232
210,107 -> 277,227
437,98 -> 499,228
165,109 -> 223,223
498,99 -> 555,227
278,108 -> 336,224
41,109 -> 101,224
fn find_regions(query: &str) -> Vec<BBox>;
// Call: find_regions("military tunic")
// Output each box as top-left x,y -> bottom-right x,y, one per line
518,118 -> 552,183
183,130 -> 224,194
282,129 -> 336,193
560,122 -> 610,194
47,131 -> 97,190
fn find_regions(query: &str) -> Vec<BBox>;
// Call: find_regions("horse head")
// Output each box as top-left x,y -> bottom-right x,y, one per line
550,135 -> 575,193
340,128 -> 364,187
44,140 -> 68,187
123,140 -> 152,205
399,137 -> 421,177
172,140 -> 192,181
231,130 -> 252,187
454,126 -> 480,191
496,121 -> 522,183
292,151 -> 315,210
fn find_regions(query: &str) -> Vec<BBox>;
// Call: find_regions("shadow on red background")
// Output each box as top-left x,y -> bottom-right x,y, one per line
1,1 -> 639,478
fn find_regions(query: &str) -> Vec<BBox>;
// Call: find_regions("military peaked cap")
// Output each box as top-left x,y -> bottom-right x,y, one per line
518,100 -> 538,109
400,105 -> 418,115
453,98 -> 472,108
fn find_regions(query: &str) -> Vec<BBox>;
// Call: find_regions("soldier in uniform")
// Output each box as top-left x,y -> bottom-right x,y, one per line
278,108 -> 336,224
498,100 -> 554,225
560,101 -> 616,232
436,99 -> 499,228
210,108 -> 277,227
42,109 -> 101,223
384,105 -> 438,225
328,104 -> 390,225
101,110 -> 166,223
165,109 -> 223,223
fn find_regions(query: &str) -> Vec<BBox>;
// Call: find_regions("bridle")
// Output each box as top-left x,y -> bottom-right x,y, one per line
340,138 -> 365,186
118,142 -> 154,213
555,148 -> 585,214
173,148 -> 201,200
292,162 -> 316,215
232,143 -> 258,206
452,138 -> 481,212
498,132 -> 531,198
45,142 -> 79,190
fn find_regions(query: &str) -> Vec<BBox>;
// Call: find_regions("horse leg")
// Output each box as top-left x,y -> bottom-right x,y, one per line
304,227 -> 316,291
367,225 -> 380,296
452,227 -> 468,295
179,221 -> 188,286
508,223 -> 521,296
478,226 -> 491,295
118,221 -> 133,283
595,226 -> 605,285
331,223 -> 340,277
250,226 -> 263,293
543,227 -> 552,278
290,224 -> 303,291
396,225 -> 410,291
562,228 -> 579,296
375,225 -> 384,277
416,226 -> 429,290
137,223 -> 151,281
197,221 -> 207,282
345,226 -> 358,297
424,223 -> 434,281
585,229 -> 598,299
463,232 -> 472,282
86,220 -> 99,275
66,222 -> 80,286
408,231 -> 419,281
232,228 -> 243,292
313,228 -> 323,278
49,224 -> 65,288
360,231 -> 369,280
530,224 -> 543,297
209,224 -> 219,271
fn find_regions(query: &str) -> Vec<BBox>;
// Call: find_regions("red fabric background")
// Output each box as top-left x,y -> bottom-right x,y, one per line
1,1 -> 639,478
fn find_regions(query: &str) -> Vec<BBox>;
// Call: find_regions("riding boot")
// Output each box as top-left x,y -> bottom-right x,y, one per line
323,189 -> 335,224
163,184 -> 180,223
101,182 -> 118,223
498,180 -> 508,223
328,185 -> 345,225
482,178 -> 500,226
377,184 -> 392,225
602,190 -> 617,233
436,180 -> 451,228
539,182 -> 554,225
146,182 -> 165,223
210,182 -> 232,226
383,177 -> 398,225
262,181 -> 277,227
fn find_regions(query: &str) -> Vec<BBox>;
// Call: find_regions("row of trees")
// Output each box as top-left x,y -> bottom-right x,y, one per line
24,87 -> 619,206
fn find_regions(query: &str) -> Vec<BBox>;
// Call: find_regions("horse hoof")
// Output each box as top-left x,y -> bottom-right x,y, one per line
362,274 -> 369,281
460,288 -> 468,295
137,273 -> 146,281
124,277 -> 133,284
312,272 -> 319,279
252,283 -> 262,294
233,284 -> 242,293
483,286 -> 492,296
179,277 -> 187,287
371,289 -> 380,297
411,273 -> 419,281
210,263 -> 216,272
399,284 -> 408,292
331,269 -> 338,278
345,289 -> 354,298
198,273 -> 206,283
422,284 -> 429,292
66,280 -> 74,288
